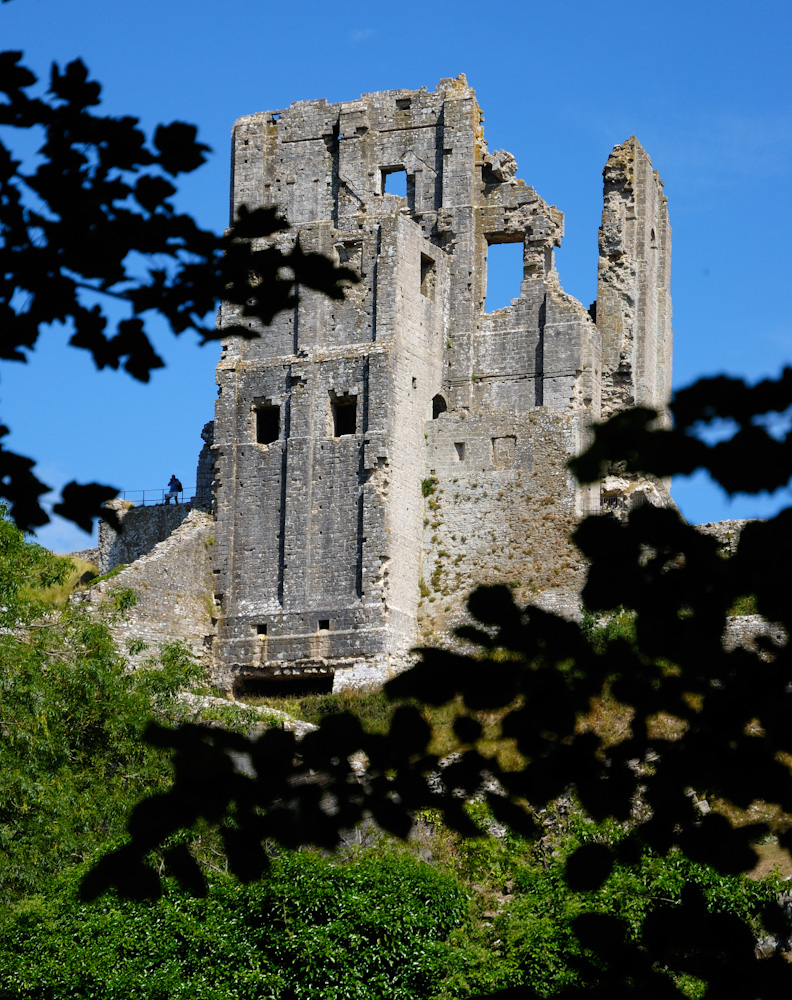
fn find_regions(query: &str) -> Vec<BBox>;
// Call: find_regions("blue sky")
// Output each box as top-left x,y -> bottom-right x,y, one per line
2,0 -> 791,551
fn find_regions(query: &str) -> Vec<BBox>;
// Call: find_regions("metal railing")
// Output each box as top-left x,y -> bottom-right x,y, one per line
119,486 -> 213,507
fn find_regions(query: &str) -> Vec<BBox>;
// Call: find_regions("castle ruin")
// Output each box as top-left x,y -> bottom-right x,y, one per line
203,76 -> 672,695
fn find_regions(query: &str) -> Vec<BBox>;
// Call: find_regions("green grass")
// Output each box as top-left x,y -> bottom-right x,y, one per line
23,555 -> 99,606
728,593 -> 758,616
243,687 -> 396,733
422,476 -> 439,497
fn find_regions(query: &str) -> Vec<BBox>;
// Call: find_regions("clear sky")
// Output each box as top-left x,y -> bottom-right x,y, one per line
2,0 -> 791,551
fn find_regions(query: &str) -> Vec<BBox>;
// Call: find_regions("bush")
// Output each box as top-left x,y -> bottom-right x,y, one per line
0,514 -> 199,902
0,850 -> 467,1000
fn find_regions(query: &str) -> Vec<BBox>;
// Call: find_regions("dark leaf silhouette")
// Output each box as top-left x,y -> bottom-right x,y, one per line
0,54 -> 357,532
81,362 -> 792,997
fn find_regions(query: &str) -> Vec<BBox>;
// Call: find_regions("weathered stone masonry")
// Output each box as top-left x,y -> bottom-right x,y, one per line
207,76 -> 672,694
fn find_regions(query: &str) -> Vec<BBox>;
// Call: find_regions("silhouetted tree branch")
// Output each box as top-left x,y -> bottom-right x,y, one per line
0,51 -> 356,532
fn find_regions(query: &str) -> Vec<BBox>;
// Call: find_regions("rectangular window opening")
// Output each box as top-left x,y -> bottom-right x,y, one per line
454,442 -> 466,461
396,98 -> 411,110
484,239 -> 525,313
255,403 -> 280,445
256,624 -> 268,635
318,619 -> 330,631
331,394 -> 357,436
382,167 -> 407,197
420,253 -> 436,298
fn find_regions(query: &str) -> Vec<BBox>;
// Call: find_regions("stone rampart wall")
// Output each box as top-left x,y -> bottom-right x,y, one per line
77,509 -> 216,670
97,502 -> 194,575
695,519 -> 754,557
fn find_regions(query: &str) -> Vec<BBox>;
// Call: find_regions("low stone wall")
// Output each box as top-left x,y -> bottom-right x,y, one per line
96,501 -> 196,575
76,509 -> 217,670
695,519 -> 755,557
68,546 -> 100,566
724,614 -> 787,656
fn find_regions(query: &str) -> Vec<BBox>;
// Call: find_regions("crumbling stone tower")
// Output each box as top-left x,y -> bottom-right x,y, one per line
211,76 -> 671,695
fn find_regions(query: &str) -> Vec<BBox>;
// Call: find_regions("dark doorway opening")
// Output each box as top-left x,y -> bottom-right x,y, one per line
233,672 -> 334,699
420,254 -> 436,297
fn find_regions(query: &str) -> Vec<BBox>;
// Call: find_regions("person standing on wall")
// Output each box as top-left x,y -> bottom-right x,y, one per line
164,474 -> 183,504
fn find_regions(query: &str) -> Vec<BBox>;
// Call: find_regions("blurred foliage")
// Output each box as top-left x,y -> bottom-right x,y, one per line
0,50 -> 356,532
86,366 -> 792,996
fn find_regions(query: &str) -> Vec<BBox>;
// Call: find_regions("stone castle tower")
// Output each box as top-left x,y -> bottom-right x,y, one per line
209,76 -> 671,695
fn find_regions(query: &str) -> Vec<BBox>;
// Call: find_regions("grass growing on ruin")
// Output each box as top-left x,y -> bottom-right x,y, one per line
242,687 -> 396,733
728,593 -> 759,616
243,686 -> 529,772
20,555 -> 98,607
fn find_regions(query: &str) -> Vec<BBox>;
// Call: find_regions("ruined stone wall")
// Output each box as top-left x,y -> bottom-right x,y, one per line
94,429 -> 216,576
210,78 -> 672,691
597,138 -> 672,419
379,215 -> 448,664
97,501 -> 193,575
418,409 -> 589,643
695,519 -> 754,557
76,509 -> 216,670
195,421 -> 216,506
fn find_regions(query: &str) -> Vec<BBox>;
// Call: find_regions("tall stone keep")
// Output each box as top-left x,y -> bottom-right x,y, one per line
210,77 -> 672,695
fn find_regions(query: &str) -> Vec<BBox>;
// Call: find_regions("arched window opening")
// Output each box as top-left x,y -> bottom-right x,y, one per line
432,394 -> 448,419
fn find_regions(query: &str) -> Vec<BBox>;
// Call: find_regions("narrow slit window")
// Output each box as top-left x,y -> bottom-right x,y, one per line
331,394 -> 357,436
255,404 -> 280,445
420,254 -> 436,298
382,168 -> 407,197
484,240 -> 524,313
